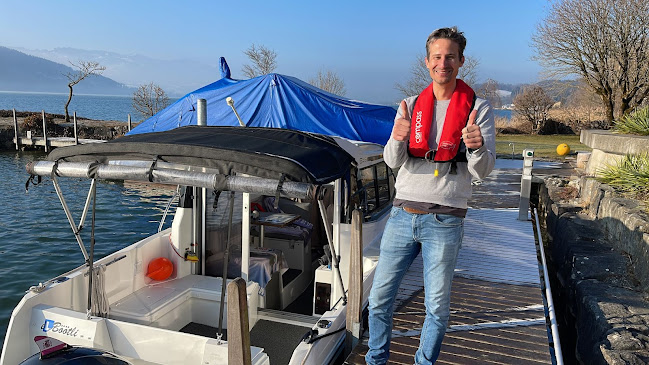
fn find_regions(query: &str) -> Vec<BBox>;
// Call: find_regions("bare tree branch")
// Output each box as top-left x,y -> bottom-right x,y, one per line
132,83 -> 170,120
477,79 -> 502,108
309,69 -> 346,96
531,0 -> 649,123
242,44 -> 277,78
64,61 -> 106,122
513,85 -> 554,133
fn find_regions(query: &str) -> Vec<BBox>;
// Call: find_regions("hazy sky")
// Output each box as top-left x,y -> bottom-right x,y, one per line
1,0 -> 549,103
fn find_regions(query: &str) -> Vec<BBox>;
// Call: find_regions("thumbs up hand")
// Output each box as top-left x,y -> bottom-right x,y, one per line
392,100 -> 411,142
462,110 -> 483,149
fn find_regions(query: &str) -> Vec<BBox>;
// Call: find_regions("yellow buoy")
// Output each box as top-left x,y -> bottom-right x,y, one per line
556,143 -> 570,156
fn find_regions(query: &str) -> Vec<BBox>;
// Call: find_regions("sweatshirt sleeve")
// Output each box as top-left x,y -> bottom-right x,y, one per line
465,98 -> 496,179
383,96 -> 417,169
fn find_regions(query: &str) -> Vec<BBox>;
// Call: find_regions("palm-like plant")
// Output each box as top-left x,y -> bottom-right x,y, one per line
613,106 -> 649,136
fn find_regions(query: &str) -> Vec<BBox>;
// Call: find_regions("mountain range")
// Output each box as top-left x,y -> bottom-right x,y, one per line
11,46 -> 221,97
0,46 -> 136,95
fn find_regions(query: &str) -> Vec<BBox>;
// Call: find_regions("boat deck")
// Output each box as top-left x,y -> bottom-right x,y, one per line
345,159 -> 572,364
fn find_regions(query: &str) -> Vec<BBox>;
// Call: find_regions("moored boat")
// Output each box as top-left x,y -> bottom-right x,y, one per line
2,126 -> 395,364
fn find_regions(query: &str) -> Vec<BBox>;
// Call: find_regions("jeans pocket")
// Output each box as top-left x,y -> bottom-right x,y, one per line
389,206 -> 401,218
433,213 -> 463,227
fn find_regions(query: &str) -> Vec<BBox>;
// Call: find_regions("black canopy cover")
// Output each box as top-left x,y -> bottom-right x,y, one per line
47,126 -> 355,185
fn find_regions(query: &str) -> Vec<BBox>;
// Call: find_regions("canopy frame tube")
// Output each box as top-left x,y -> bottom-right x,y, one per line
51,174 -> 95,261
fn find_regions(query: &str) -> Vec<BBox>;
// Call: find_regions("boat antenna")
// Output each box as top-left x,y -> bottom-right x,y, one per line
226,97 -> 245,127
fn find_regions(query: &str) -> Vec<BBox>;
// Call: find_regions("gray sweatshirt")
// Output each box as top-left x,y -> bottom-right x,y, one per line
384,95 -> 496,209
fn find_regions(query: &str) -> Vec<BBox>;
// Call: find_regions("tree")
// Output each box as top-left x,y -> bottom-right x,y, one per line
132,83 -> 170,120
531,0 -> 649,123
513,86 -> 554,133
242,44 -> 277,78
566,78 -> 606,123
477,79 -> 502,109
64,61 -> 106,122
309,69 -> 346,96
395,52 -> 479,98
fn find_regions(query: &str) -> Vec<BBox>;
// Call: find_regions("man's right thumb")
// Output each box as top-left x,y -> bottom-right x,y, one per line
400,100 -> 410,120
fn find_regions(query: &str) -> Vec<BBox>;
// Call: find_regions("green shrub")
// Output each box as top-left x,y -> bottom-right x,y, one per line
597,153 -> 649,211
613,106 -> 649,136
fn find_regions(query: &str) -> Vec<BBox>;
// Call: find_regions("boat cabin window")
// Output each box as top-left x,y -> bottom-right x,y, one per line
356,162 -> 395,221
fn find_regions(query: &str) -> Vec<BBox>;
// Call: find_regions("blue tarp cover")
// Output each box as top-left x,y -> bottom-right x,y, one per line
128,58 -> 396,145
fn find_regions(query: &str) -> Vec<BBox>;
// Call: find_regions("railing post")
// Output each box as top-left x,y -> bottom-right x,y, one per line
13,108 -> 20,150
127,114 -> 132,131
345,209 -> 363,356
518,149 -> 534,220
227,277 -> 251,365
42,110 -> 48,153
73,111 -> 79,145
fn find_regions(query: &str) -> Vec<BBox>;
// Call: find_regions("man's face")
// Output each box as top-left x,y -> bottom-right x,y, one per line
425,39 -> 464,86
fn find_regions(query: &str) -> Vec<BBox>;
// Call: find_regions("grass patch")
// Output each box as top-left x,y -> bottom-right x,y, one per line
613,106 -> 649,136
597,153 -> 649,212
495,134 -> 590,160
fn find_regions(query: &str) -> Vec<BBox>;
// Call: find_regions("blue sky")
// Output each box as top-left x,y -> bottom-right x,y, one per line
1,0 -> 549,104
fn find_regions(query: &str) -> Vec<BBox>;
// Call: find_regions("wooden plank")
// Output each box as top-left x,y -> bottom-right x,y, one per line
346,209 -> 363,356
13,108 -> 19,150
42,110 -> 48,153
227,277 -> 251,365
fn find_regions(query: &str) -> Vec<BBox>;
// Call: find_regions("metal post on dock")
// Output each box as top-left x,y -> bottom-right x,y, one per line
518,149 -> 534,220
197,99 -> 207,126
127,114 -> 132,131
227,277 -> 252,365
73,111 -> 79,145
13,108 -> 20,150
42,110 -> 48,153
345,209 -> 363,356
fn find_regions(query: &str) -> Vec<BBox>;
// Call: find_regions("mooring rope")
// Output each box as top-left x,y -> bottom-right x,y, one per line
90,265 -> 109,318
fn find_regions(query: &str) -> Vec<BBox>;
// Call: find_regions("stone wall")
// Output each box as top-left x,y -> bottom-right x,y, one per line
538,177 -> 649,364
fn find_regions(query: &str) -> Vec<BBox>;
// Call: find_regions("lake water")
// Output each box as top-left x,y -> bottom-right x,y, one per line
0,91 -> 137,121
0,151 -> 175,353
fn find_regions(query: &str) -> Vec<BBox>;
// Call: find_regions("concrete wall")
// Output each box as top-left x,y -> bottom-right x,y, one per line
581,129 -> 649,176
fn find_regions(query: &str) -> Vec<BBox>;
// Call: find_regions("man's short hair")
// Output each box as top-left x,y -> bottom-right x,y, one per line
426,27 -> 466,59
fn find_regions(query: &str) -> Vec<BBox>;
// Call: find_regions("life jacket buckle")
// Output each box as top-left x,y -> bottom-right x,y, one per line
424,150 -> 436,162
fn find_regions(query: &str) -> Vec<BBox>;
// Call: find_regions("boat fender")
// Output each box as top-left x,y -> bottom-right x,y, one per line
147,257 -> 173,281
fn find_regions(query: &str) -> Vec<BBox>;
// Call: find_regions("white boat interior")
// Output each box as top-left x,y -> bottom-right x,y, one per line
2,126 -> 394,365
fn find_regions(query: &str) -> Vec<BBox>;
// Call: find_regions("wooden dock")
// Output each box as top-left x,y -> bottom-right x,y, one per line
345,160 -> 569,364
13,136 -> 106,149
9,108 -> 128,151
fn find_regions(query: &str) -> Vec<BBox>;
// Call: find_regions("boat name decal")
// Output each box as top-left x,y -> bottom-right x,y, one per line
41,319 -> 79,337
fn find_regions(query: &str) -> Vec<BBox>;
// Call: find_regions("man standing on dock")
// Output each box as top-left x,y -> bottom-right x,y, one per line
366,27 -> 496,364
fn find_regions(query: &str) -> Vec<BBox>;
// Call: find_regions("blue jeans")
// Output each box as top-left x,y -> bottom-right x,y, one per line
366,206 -> 464,365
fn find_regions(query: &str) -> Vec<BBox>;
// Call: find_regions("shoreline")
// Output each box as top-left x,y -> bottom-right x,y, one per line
0,110 -> 137,150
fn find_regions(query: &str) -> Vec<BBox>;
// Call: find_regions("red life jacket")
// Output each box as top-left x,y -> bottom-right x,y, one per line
408,79 -> 475,162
